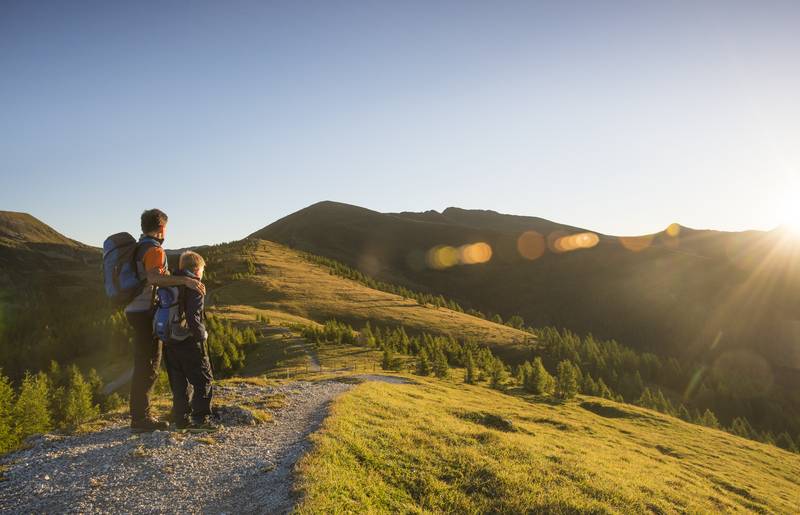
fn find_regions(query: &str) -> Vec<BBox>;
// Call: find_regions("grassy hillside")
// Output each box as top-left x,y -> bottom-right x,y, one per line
250,201 -> 800,373
206,239 -> 533,362
0,211 -> 86,249
295,376 -> 800,513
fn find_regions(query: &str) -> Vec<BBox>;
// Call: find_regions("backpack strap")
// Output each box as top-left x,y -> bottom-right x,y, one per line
136,237 -> 163,310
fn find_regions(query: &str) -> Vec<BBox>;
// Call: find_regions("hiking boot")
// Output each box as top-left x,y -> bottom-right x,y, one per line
173,417 -> 192,431
131,417 -> 169,433
187,417 -> 219,433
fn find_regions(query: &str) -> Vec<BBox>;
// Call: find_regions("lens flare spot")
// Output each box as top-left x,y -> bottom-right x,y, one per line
619,234 -> 654,252
460,242 -> 493,264
556,232 -> 599,252
517,231 -> 546,260
426,245 -> 460,269
547,231 -> 569,254
666,223 -> 681,237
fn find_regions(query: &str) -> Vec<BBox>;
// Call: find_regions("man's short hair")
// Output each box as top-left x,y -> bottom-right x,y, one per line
180,251 -> 206,271
141,209 -> 168,234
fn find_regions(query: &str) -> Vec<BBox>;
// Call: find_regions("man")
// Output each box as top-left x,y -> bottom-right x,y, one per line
125,209 -> 205,432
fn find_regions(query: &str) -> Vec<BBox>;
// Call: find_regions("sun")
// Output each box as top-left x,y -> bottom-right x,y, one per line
775,182 -> 800,236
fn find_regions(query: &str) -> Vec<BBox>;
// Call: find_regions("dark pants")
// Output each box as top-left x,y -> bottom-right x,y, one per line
163,339 -> 214,423
126,310 -> 162,422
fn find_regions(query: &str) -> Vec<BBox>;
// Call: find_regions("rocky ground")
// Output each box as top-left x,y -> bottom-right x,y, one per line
0,378 -> 393,514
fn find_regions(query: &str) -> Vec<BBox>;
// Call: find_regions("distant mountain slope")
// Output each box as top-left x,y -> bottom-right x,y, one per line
250,201 -> 800,374
0,211 -> 99,291
208,239 -> 532,362
0,211 -> 85,248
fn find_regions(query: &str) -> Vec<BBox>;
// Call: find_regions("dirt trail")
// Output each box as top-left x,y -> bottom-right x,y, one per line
0,376 -> 408,514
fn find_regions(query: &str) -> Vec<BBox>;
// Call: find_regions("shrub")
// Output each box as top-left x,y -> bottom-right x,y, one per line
0,371 -> 17,453
62,366 -> 99,430
14,372 -> 52,437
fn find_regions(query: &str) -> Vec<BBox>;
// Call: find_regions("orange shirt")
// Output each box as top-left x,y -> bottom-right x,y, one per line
142,246 -> 167,275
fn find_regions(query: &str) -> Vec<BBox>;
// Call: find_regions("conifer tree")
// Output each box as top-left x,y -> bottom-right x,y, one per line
381,347 -> 396,371
775,432 -> 797,453
433,350 -> 450,378
506,315 -> 525,329
729,417 -> 754,439
488,357 -> 508,390
0,371 -> 17,453
581,372 -> 598,396
529,357 -> 554,395
86,368 -> 104,407
677,404 -> 692,422
597,377 -> 613,399
62,366 -> 99,430
700,409 -> 720,429
516,362 -> 530,385
464,350 -> 476,384
637,387 -> 654,409
555,360 -> 579,400
361,322 -> 376,347
416,348 -> 432,376
760,430 -> 776,445
14,372 -> 52,438
653,389 -> 675,415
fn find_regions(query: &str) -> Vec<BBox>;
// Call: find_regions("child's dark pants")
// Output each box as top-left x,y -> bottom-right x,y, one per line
163,339 -> 213,423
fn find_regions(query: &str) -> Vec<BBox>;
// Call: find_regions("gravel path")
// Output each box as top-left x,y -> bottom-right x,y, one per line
0,380 -> 361,514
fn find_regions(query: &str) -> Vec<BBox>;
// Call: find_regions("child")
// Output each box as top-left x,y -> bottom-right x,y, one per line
162,250 -> 216,431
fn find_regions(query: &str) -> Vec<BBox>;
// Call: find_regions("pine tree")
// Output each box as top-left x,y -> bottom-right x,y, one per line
416,349 -> 432,376
528,357 -> 554,395
433,350 -> 450,379
760,430 -> 776,445
555,360 -> 579,400
86,368 -> 104,408
361,322 -> 376,347
677,404 -> 692,422
729,417 -> 754,439
62,366 -> 99,430
488,357 -> 508,390
464,350 -> 477,384
506,315 -> 525,329
700,409 -> 720,429
597,377 -> 613,399
14,372 -> 52,438
581,372 -> 598,396
775,432 -> 798,453
653,389 -> 675,415
0,371 -> 17,454
637,387 -> 655,408
381,347 -> 396,371
516,362 -> 530,385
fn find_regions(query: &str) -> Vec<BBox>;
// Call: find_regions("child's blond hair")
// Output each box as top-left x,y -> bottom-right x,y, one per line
179,250 -> 206,272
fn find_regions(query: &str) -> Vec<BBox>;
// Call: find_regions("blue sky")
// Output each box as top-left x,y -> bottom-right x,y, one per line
1,1 -> 799,248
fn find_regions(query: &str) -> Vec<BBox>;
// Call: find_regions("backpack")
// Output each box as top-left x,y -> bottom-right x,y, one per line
153,286 -> 192,342
102,232 -> 146,306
